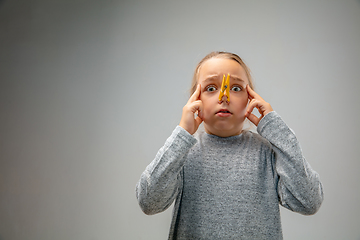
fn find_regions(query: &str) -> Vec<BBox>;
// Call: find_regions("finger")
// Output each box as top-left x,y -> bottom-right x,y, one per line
189,100 -> 203,115
246,84 -> 263,101
188,84 -> 201,103
246,99 -> 261,116
196,108 -> 204,120
195,116 -> 203,127
245,100 -> 262,125
246,113 -> 260,126
246,84 -> 257,98
247,85 -> 255,101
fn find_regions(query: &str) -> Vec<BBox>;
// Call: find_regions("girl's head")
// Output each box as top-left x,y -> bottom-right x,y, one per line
190,51 -> 254,96
191,51 -> 254,137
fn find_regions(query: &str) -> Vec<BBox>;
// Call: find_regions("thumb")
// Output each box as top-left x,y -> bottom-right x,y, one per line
195,116 -> 203,128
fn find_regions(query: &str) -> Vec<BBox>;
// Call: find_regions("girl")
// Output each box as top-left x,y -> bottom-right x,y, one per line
136,51 -> 323,240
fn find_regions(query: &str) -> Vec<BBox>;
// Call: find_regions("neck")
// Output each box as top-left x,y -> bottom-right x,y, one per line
204,124 -> 243,138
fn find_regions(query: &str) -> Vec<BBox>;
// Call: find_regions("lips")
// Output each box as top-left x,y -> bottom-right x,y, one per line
216,109 -> 232,117
216,109 -> 232,114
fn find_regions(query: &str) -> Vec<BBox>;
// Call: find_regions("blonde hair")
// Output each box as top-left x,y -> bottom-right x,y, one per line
190,51 -> 254,95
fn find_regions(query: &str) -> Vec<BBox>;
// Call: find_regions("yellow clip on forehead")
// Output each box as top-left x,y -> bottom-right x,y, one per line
218,73 -> 230,103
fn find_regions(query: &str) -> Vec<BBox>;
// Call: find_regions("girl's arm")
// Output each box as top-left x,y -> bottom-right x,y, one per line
136,84 -> 202,215
136,126 -> 196,215
257,111 -> 324,215
246,86 -> 323,215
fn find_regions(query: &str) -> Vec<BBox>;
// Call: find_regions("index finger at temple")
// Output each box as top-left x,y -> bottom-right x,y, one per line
247,85 -> 262,100
189,84 -> 201,103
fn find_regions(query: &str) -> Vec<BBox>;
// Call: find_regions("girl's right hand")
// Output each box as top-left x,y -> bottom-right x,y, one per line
179,84 -> 203,135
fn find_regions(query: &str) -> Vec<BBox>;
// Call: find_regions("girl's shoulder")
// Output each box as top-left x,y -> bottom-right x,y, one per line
242,129 -> 273,148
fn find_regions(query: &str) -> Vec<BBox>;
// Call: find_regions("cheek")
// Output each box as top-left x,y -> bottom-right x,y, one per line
200,95 -> 215,118
201,100 -> 212,115
233,95 -> 249,113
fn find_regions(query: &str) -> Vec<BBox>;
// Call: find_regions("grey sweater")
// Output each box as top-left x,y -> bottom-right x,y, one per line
136,111 -> 323,239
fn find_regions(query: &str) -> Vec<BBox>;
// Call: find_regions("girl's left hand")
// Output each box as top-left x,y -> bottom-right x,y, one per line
245,85 -> 273,126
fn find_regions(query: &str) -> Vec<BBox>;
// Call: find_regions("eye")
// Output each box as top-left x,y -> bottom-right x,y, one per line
205,85 -> 217,92
231,85 -> 242,92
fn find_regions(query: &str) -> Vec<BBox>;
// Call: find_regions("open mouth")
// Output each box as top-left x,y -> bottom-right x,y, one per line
216,109 -> 232,116
217,109 -> 231,113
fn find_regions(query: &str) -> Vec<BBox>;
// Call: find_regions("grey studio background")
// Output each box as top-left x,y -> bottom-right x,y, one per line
0,0 -> 359,239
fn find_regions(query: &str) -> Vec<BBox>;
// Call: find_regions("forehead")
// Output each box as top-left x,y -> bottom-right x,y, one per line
198,58 -> 249,84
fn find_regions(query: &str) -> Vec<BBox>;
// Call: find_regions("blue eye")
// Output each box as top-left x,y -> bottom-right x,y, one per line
206,85 -> 217,92
231,86 -> 242,92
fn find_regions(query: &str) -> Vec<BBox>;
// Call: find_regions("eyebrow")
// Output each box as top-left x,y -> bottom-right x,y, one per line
203,75 -> 220,83
231,76 -> 245,83
203,74 -> 245,83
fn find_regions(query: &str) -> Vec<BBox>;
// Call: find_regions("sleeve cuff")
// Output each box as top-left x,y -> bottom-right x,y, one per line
173,125 -> 197,146
257,111 -> 278,134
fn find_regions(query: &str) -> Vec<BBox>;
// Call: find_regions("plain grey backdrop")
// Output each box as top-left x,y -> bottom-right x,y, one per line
1,0 -> 359,239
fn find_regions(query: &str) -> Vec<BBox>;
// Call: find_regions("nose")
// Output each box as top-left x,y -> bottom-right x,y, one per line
218,74 -> 230,104
218,91 -> 230,104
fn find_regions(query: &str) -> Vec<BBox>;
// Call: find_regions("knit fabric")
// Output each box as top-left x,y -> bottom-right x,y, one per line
136,111 -> 323,239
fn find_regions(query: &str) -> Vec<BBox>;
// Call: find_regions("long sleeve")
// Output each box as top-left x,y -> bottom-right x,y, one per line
136,126 -> 197,215
257,111 -> 324,215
